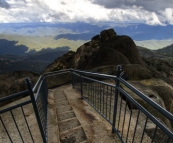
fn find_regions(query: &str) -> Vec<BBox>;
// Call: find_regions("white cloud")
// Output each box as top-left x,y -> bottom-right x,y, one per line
161,8 -> 173,24
145,12 -> 165,26
0,0 -> 172,25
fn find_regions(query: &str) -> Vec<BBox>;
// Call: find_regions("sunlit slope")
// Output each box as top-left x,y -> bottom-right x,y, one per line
0,34 -> 87,52
135,39 -> 173,50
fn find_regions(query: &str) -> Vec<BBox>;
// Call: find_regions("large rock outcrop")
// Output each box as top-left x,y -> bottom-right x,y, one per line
45,29 -> 145,72
0,71 -> 38,98
140,79 -> 173,121
100,35 -> 145,65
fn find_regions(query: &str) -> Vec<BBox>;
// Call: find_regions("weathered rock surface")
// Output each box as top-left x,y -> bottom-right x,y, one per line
140,79 -> 173,127
100,36 -> 145,66
121,81 -> 171,127
100,28 -> 116,42
45,29 -> 144,72
121,64 -> 152,80
0,71 -> 38,99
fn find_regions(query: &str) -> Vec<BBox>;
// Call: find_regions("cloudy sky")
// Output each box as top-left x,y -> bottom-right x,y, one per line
0,0 -> 173,25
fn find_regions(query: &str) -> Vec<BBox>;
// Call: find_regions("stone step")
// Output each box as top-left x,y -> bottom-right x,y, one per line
56,100 -> 69,107
55,93 -> 67,100
80,140 -> 89,143
56,96 -> 67,101
57,111 -> 76,122
53,91 -> 64,95
60,126 -> 87,143
58,117 -> 81,132
53,86 -> 88,143
56,105 -> 72,114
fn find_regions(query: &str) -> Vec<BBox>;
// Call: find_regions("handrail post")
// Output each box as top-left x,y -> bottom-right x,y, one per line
112,65 -> 122,133
25,78 -> 47,143
43,78 -> 48,139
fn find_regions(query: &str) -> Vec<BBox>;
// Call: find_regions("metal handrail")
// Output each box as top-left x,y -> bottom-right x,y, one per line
1,67 -> 173,143
118,86 -> 173,138
73,68 -> 173,122
72,66 -> 173,142
118,77 -> 173,122
72,69 -> 117,79
0,90 -> 29,103
33,69 -> 71,92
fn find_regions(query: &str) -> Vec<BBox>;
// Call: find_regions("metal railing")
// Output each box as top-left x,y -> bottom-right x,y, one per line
72,66 -> 173,143
0,69 -> 71,143
0,67 -> 173,143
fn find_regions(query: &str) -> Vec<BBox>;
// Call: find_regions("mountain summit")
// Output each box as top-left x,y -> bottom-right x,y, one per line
45,29 -> 144,72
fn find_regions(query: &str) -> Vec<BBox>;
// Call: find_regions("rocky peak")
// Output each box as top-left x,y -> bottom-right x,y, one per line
100,28 -> 116,42
45,28 -> 144,72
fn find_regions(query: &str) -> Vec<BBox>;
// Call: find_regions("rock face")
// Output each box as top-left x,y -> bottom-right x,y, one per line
45,29 -> 144,72
100,28 -> 116,41
140,79 -> 173,125
0,71 -> 39,104
121,81 -> 171,128
100,36 -> 145,65
45,51 -> 75,72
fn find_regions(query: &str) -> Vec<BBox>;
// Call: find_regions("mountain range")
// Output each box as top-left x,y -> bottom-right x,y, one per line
1,22 -> 173,41
0,22 -> 173,74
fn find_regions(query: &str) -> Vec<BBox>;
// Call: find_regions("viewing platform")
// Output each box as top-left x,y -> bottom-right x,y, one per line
0,67 -> 173,143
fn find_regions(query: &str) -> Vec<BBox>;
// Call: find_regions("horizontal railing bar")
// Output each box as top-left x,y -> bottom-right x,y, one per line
118,77 -> 173,122
42,69 -> 71,77
0,90 -> 29,103
0,100 -> 31,114
33,69 -> 71,92
73,72 -> 115,88
35,80 -> 44,100
33,75 -> 43,92
72,69 -> 116,79
118,86 -> 173,139
83,76 -> 115,88
44,71 -> 71,79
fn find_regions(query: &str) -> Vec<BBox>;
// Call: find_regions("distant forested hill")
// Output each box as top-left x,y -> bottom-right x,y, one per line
0,39 -> 70,73
156,44 -> 173,56
0,39 -> 28,54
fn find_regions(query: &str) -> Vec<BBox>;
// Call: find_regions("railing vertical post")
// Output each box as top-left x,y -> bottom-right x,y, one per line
80,73 -> 83,99
25,78 -> 47,143
43,78 -> 48,139
112,65 -> 121,133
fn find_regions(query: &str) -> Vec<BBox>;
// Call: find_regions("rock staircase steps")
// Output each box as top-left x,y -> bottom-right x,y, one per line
57,105 -> 72,114
53,87 -> 88,143
58,118 -> 80,132
60,126 -> 87,143
57,111 -> 76,121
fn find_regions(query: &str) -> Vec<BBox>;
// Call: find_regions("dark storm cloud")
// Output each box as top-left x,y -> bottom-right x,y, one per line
92,0 -> 173,12
0,0 -> 10,9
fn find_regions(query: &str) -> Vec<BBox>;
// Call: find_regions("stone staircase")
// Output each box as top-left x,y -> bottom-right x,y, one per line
47,85 -> 153,143
53,86 -> 88,143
